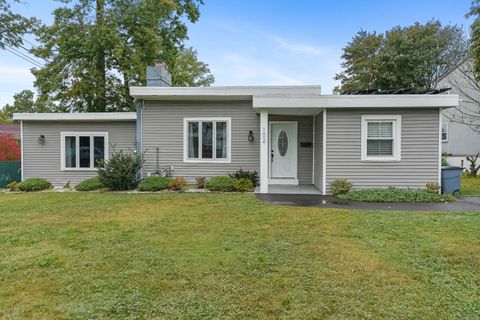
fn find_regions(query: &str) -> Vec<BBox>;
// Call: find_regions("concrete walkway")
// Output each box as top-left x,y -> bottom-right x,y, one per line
256,194 -> 480,212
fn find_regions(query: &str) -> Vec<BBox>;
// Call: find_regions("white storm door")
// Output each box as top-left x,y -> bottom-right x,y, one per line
270,122 -> 297,179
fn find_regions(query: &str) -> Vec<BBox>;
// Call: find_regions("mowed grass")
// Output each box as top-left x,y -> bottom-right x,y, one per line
0,193 -> 479,319
462,174 -> 480,196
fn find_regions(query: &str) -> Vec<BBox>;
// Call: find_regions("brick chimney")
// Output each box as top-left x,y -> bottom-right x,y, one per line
146,61 -> 172,87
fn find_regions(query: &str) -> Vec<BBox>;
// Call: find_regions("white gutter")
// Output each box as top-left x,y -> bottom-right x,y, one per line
13,112 -> 137,121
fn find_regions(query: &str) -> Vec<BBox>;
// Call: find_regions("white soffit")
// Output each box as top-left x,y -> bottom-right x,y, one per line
252,94 -> 459,110
13,112 -> 137,121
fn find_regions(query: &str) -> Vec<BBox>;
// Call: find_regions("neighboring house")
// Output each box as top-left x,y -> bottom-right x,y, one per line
0,123 -> 20,139
436,59 -> 480,168
13,64 -> 458,194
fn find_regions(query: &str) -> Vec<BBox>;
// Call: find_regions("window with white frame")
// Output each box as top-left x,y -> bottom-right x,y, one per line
361,115 -> 401,161
61,132 -> 108,170
442,123 -> 448,142
184,118 -> 231,162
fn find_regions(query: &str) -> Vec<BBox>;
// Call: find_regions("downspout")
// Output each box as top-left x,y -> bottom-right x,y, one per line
20,120 -> 24,181
322,109 -> 327,195
136,99 -> 143,178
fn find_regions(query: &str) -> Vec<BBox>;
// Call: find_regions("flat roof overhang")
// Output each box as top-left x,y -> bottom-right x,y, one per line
13,112 -> 137,121
130,86 -> 458,115
252,94 -> 459,115
129,85 -> 322,100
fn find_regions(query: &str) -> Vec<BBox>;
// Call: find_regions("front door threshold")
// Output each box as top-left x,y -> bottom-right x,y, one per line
269,178 -> 299,185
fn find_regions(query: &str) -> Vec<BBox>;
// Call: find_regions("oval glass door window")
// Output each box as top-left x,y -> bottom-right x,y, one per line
278,131 -> 288,157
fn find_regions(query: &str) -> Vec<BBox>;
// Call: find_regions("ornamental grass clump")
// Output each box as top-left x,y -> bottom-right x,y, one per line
169,177 -> 188,191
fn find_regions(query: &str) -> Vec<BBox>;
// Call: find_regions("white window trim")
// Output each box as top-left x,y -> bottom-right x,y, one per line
183,117 -> 231,163
361,115 -> 401,162
60,132 -> 109,171
441,122 -> 448,142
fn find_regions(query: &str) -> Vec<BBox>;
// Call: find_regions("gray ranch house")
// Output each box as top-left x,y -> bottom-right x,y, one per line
14,65 -> 458,194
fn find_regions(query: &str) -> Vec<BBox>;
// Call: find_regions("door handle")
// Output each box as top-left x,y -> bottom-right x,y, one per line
271,149 -> 274,162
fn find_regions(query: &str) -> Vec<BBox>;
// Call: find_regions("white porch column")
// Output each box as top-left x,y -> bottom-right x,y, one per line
260,109 -> 269,193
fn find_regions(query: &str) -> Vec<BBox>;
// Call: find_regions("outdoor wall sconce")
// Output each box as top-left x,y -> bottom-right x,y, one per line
38,135 -> 45,145
248,130 -> 254,142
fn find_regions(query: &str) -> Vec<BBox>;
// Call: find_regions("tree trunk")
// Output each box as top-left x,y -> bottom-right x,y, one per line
94,0 -> 106,112
123,71 -> 134,111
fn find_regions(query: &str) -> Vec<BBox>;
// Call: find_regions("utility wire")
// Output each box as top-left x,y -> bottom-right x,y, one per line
19,36 -> 50,63
0,40 -> 43,68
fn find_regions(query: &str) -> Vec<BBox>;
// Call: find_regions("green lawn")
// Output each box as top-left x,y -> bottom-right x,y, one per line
0,193 -> 479,319
462,174 -> 480,196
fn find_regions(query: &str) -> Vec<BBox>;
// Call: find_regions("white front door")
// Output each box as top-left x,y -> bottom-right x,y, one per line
270,122 -> 297,182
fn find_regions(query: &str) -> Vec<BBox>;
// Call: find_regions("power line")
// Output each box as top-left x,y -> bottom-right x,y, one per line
0,40 -> 43,68
19,36 -> 50,63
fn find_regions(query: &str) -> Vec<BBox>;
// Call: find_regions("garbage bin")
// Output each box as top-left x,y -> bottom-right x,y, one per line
441,166 -> 463,196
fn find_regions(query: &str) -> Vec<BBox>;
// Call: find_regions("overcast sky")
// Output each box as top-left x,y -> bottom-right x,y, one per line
0,0 -> 474,107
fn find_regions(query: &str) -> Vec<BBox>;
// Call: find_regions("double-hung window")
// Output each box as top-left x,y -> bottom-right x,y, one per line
184,118 -> 231,162
61,132 -> 108,170
361,115 -> 401,161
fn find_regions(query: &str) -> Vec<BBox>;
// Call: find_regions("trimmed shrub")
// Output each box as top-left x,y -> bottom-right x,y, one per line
426,182 -> 440,194
169,177 -> 187,191
205,176 -> 234,192
229,169 -> 259,186
330,179 -> 352,196
138,176 -> 171,192
76,177 -> 105,191
196,176 -> 206,189
17,178 -> 52,192
233,178 -> 254,192
6,181 -> 18,191
97,150 -> 144,191
337,187 -> 456,203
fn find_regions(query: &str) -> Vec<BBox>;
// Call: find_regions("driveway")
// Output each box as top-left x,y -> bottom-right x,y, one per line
256,194 -> 480,212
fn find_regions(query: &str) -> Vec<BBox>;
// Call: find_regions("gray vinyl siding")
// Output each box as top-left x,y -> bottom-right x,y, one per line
22,121 -> 136,186
269,115 -> 313,185
325,108 -> 440,193
441,115 -> 480,155
437,60 -> 480,156
142,100 -> 259,181
313,112 -> 323,191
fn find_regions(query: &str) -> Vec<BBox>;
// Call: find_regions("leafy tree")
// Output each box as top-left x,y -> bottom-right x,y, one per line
0,134 -> 20,161
440,59 -> 480,132
468,0 -> 480,80
0,0 -> 37,49
32,0 -> 214,112
1,90 -> 57,120
171,47 -> 214,87
335,21 -> 468,93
